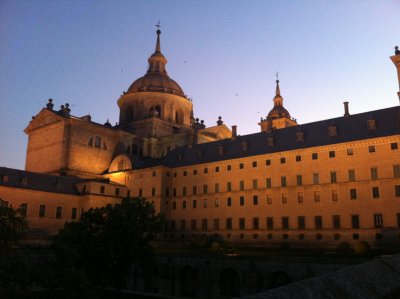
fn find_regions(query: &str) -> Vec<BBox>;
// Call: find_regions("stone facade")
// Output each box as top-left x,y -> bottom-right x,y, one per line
1,32 -> 400,251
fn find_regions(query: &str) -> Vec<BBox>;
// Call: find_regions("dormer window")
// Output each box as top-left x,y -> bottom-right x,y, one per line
196,150 -> 203,159
21,177 -> 27,185
328,126 -> 337,137
217,145 -> 224,155
177,153 -> 184,161
242,141 -> 248,151
267,136 -> 274,146
367,119 -> 376,131
296,131 -> 304,142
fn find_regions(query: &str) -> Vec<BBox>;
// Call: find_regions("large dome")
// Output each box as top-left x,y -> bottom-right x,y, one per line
126,29 -> 186,99
127,72 -> 185,97
267,105 -> 291,119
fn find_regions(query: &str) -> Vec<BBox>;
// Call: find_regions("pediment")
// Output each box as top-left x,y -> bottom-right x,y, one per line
24,109 -> 64,133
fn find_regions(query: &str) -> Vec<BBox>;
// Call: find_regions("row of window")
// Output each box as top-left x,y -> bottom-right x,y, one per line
173,142 -> 399,171
169,213 -> 394,231
164,184 -> 400,203
165,232 -> 390,242
18,203 -> 78,220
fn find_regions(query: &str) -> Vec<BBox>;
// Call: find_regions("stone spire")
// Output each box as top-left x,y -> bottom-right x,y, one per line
273,79 -> 283,107
147,28 -> 167,73
390,46 -> 400,102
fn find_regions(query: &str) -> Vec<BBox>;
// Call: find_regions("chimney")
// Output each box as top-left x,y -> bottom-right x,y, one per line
231,125 -> 237,140
343,101 -> 350,117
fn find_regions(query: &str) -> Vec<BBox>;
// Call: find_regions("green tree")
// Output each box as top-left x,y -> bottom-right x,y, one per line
53,197 -> 163,292
0,199 -> 29,297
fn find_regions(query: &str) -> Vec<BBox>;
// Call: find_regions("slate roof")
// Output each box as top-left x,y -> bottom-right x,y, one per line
137,106 -> 400,169
0,167 -> 106,195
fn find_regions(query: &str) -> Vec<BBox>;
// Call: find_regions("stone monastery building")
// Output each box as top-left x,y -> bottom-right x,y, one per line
1,31 -> 400,249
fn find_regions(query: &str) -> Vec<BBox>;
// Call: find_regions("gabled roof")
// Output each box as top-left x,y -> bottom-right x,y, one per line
150,106 -> 399,168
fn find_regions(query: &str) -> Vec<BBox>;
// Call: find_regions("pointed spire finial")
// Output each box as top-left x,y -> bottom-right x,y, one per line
155,21 -> 161,53
275,72 -> 281,96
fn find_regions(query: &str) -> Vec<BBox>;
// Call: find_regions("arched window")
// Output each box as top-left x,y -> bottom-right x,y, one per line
88,137 -> 93,146
95,136 -> 101,148
175,111 -> 179,124
149,105 -> 161,117
126,106 -> 134,122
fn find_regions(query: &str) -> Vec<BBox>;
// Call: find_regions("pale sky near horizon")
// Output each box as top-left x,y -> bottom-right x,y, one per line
0,0 -> 399,170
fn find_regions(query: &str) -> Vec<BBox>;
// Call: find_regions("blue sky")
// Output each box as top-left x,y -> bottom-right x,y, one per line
0,0 -> 399,170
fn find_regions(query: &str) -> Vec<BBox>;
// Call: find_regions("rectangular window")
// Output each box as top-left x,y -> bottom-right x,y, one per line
240,196 -> 245,206
329,151 -> 336,158
71,208 -> 77,219
351,215 -> 360,229
252,161 -> 258,168
394,165 -> 400,178
253,217 -> 259,229
266,178 -> 272,189
193,170 -> 198,175
203,184 -> 208,194
239,163 -> 244,169
281,194 -> 287,204
193,186 -> 197,195
371,167 -> 378,180
239,180 -> 244,191
182,201 -> 187,209
391,142 -> 399,150
266,159 -> 271,166
282,217 -> 289,229
297,192 -> 303,203
253,179 -> 258,189
56,206 -> 62,219
267,217 -> 274,229
280,157 -> 286,164
350,188 -> 357,200
100,186 -> 105,194
395,185 -> 400,197
296,175 -> 302,186
19,203 -> 28,217
298,216 -> 305,229
313,173 -> 320,184
204,167 -> 208,174
152,187 -> 156,196
191,219 -> 197,231
331,190 -> 338,201
372,187 -> 380,198
267,195 -> 272,204
182,187 -> 187,196
332,215 -> 341,229
192,200 -> 197,209
312,153 -> 318,160
330,171 -> 337,183
296,155 -> 301,162
215,166 -> 220,173
226,218 -> 232,230
165,188 -> 169,197
347,148 -> 353,155
39,204 -> 46,218
227,182 -> 232,192
202,219 -> 208,231
215,198 -> 220,207
374,214 -> 383,228
181,220 -> 186,230
115,188 -> 120,196
172,202 -> 176,210
227,165 -> 232,171
183,171 -> 187,176
281,176 -> 287,187
215,183 -> 220,193
214,218 -> 220,230
315,216 -> 323,229
227,197 -> 232,206
368,145 -> 376,153
173,188 -> 176,197
348,169 -> 356,182
139,188 -> 143,197
204,199 -> 208,208
239,218 -> 245,230
253,195 -> 258,205
314,191 -> 321,202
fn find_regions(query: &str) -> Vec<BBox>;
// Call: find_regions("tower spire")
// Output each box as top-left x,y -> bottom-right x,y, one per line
275,72 -> 281,97
155,22 -> 161,53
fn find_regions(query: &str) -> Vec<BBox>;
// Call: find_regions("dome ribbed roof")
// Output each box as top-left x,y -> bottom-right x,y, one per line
126,29 -> 186,99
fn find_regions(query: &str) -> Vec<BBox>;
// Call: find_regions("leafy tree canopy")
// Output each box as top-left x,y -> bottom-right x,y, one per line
53,197 -> 163,291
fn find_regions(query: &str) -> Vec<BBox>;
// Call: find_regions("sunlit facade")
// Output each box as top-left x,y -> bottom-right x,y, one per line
1,31 -> 399,249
